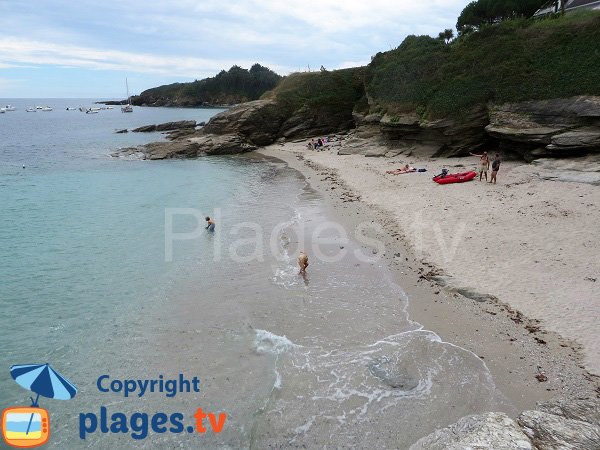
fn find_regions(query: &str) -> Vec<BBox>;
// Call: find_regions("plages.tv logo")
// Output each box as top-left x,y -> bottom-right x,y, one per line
2,363 -> 77,448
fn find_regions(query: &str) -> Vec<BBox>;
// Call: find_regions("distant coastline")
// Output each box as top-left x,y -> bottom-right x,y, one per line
95,100 -> 232,109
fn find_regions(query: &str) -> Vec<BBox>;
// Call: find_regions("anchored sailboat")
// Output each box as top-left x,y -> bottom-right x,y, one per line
121,78 -> 133,113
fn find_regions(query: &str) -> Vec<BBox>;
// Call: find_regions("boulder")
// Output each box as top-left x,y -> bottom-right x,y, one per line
537,397 -> 600,425
141,140 -> 200,160
410,413 -> 533,450
202,99 -> 287,145
518,410 -> 600,449
188,133 -> 257,155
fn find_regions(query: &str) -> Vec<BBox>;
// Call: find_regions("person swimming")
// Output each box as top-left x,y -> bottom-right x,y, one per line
205,216 -> 215,232
298,251 -> 309,274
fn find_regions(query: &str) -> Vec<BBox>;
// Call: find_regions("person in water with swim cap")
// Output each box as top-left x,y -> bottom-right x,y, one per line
205,216 -> 215,232
298,251 -> 309,274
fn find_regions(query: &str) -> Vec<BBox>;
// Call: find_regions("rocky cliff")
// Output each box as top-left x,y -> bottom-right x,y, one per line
112,95 -> 600,161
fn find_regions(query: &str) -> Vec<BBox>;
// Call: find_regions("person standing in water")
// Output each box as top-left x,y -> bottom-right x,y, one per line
205,216 -> 215,232
470,151 -> 490,181
490,153 -> 501,184
298,251 -> 309,274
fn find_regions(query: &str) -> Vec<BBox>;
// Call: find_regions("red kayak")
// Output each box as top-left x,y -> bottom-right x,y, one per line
433,171 -> 477,184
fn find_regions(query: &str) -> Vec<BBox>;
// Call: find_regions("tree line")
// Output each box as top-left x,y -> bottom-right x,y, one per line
456,0 -> 552,34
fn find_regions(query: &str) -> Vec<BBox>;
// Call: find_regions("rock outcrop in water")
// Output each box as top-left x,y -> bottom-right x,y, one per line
411,397 -> 600,450
131,120 -> 197,133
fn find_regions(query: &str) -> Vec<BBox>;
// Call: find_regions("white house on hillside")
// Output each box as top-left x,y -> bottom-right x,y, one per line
534,0 -> 600,16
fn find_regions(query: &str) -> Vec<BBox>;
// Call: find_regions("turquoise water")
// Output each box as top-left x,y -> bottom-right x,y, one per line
0,100 -> 510,448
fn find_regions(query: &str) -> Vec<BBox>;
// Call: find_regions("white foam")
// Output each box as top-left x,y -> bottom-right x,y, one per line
254,329 -> 299,355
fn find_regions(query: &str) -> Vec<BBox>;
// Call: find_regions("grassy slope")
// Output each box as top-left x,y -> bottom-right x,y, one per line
268,68 -> 366,121
366,11 -> 600,119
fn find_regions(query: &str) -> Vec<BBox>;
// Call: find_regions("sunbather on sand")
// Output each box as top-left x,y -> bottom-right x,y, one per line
386,164 -> 416,175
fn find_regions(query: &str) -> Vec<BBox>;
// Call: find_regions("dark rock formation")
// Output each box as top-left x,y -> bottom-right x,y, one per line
377,107 -> 489,157
487,96 -> 600,161
203,100 -> 286,145
132,120 -> 196,133
113,95 -> 600,161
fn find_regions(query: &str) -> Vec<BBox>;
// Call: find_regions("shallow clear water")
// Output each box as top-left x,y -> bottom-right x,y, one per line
0,100 -> 508,448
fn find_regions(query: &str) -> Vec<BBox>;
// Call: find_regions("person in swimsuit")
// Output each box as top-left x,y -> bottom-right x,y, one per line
205,216 -> 215,232
490,154 -> 501,184
298,251 -> 309,274
386,164 -> 416,175
470,151 -> 490,181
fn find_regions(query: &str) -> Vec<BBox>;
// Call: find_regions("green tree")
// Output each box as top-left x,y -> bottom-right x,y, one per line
438,28 -> 455,44
457,0 -> 547,34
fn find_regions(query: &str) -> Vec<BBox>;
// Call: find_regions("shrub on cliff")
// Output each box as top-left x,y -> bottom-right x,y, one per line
366,11 -> 600,119
271,68 -> 366,123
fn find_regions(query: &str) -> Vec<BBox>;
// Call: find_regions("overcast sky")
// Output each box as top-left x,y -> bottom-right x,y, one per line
0,0 -> 467,98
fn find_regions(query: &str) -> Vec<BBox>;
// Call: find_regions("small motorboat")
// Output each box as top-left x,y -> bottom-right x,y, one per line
0,108 -> 5,114
4,105 -> 16,111
66,107 -> 78,110
26,107 -> 36,112
433,171 -> 477,185
85,109 -> 99,114
41,106 -> 53,111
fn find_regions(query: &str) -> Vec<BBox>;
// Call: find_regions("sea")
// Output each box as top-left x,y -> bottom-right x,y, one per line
1,99 -> 509,448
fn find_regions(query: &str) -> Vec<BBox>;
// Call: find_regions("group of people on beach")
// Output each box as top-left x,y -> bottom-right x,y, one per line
469,151 -> 501,184
307,137 -> 327,150
385,151 -> 502,184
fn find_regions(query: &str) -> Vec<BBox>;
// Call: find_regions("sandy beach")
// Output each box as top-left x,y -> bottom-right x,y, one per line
257,139 -> 600,402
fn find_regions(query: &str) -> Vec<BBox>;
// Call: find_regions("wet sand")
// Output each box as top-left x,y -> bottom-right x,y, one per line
257,142 -> 599,413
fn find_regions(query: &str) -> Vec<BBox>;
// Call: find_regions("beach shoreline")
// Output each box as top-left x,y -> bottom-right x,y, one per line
255,141 -> 599,413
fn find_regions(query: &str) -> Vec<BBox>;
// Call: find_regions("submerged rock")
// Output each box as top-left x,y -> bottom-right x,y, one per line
367,356 -> 419,390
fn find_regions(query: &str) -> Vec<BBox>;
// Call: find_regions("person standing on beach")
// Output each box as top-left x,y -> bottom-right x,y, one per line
298,251 -> 309,274
470,151 -> 490,181
205,216 -> 215,232
490,154 -> 501,184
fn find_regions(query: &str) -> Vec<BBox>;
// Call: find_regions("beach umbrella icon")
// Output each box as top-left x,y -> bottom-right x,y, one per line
9,363 -> 77,435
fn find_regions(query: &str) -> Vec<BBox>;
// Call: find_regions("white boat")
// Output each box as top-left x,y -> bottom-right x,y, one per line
36,106 -> 43,110
85,109 -> 99,114
26,107 -> 36,112
66,107 -> 78,110
4,105 -> 16,111
0,108 -> 5,114
41,106 -> 53,111
121,78 -> 133,113
106,106 -> 114,110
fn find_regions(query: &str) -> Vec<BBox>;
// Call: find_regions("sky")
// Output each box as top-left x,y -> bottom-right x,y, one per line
0,0 -> 468,98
